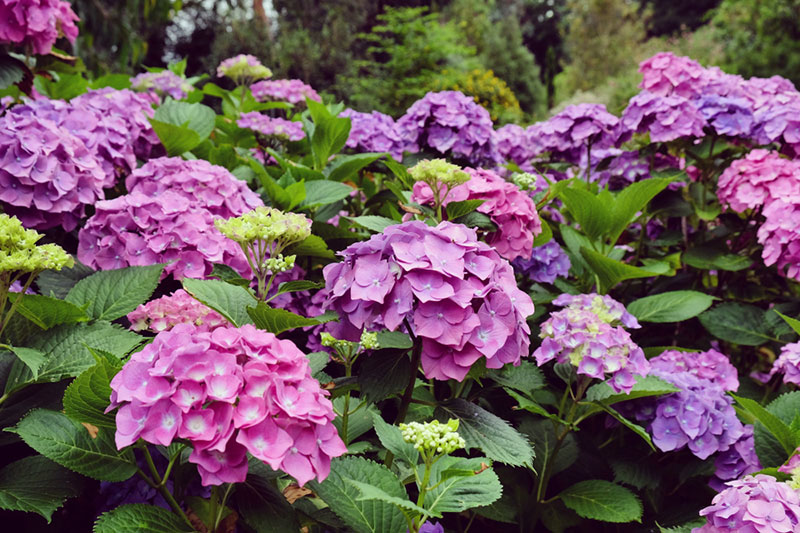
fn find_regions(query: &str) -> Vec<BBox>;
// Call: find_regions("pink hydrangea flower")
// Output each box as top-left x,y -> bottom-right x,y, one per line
237,113 -> 306,141
322,220 -> 535,381
650,349 -> 739,392
109,323 -> 346,486
763,341 -> 800,386
127,289 -> 230,333
639,52 -> 709,99
617,91 -> 707,144
717,150 -> 800,213
410,167 -> 542,261
251,79 -> 320,104
757,199 -> 800,281
0,0 -> 79,54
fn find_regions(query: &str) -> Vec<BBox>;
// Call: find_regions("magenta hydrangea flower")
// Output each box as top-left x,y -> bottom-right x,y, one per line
251,79 -> 321,105
410,167 -> 542,261
127,289 -> 229,334
529,103 -> 619,164
109,323 -> 346,486
124,157 -> 263,220
617,91 -> 707,144
322,220 -> 534,381
649,349 -> 739,392
712,425 -> 762,492
73,87 -> 161,161
339,109 -> 405,161
237,112 -> 306,141
0,109 -> 106,231
534,293 -> 648,394
717,150 -> 800,213
693,475 -> 800,533
763,341 -> 800,386
512,240 -> 571,284
77,189 -> 250,280
395,91 -> 500,166
131,70 -> 190,100
639,52 -> 708,99
0,0 -> 78,54
757,199 -> 800,281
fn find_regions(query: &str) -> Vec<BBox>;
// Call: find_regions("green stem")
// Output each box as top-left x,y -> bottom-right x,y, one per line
209,486 -> 219,532
214,484 -> 235,530
414,455 -> 434,532
0,272 -> 38,340
141,446 -> 193,529
395,336 -> 422,425
342,349 -> 354,445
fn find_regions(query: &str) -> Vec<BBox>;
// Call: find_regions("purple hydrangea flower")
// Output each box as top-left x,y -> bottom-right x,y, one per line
395,91 -> 500,167
495,123 -> 540,171
131,70 -> 190,100
512,240 -> 571,284
752,93 -> 800,158
417,522 -> 444,533
534,293 -> 648,394
712,425 -> 762,492
339,109 -> 405,161
251,79 -> 321,105
0,109 -> 106,231
216,54 -> 264,77
618,91 -> 707,144
695,95 -> 755,138
764,341 -> 800,386
650,349 -> 740,392
237,112 -> 306,141
529,103 -> 619,164
322,220 -> 535,381
693,475 -> 800,532
0,0 -> 79,55
593,150 -> 651,190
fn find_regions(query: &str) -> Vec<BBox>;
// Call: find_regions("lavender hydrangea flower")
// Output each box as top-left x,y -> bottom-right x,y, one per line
322,220 -> 535,381
237,112 -> 306,141
592,150 -> 651,190
752,93 -> 800,157
395,91 -> 500,167
693,475 -> 800,533
529,103 -> 619,164
649,349 -> 740,392
712,425 -> 762,492
131,70 -> 191,100
763,341 -> 800,386
512,240 -> 571,284
0,0 -> 79,54
251,79 -> 320,105
534,293 -> 648,394
340,109 -> 405,161
0,109 -> 106,231
495,123 -> 540,171
617,91 -> 707,144
695,95 -> 755,138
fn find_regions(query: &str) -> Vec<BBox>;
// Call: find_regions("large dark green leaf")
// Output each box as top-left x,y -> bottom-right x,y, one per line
627,291 -> 715,323
559,480 -> 642,523
65,265 -> 164,321
699,303 -> 776,346
0,456 -> 85,522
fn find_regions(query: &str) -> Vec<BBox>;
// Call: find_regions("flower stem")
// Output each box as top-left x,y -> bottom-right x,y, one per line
141,446 -> 193,529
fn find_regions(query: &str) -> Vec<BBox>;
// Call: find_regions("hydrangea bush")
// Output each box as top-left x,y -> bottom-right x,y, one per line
5,23 -> 800,533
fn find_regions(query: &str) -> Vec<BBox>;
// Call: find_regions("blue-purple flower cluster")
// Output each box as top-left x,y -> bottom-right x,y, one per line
511,240 -> 571,284
340,109 -> 406,161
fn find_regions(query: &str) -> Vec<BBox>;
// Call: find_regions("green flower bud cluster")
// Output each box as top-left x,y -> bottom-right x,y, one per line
360,331 -> 379,350
512,172 -> 538,191
219,59 -> 272,84
399,419 -> 466,455
320,331 -> 380,353
263,254 -> 296,274
215,207 -> 311,249
0,214 -> 72,273
409,159 -> 470,189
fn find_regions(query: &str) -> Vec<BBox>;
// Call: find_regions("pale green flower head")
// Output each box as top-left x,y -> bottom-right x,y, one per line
512,172 -> 538,191
408,159 -> 470,189
218,55 -> 272,84
215,207 -> 311,248
0,214 -> 72,273
263,254 -> 296,274
360,331 -> 379,350
399,419 -> 466,455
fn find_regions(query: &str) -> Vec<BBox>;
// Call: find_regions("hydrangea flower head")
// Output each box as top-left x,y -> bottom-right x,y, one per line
322,220 -> 535,381
712,425 -> 762,491
0,213 -> 72,273
695,95 -> 755,138
757,199 -> 800,281
215,206 -> 311,248
639,52 -> 708,99
617,91 -> 707,144
531,103 -> 619,164
693,475 -> 800,533
251,79 -> 320,104
340,109 -> 405,161
409,158 -> 471,190
131,70 -> 191,100
495,123 -> 539,171
534,293 -> 647,393
717,150 -> 800,213
0,109 -> 106,231
400,419 -> 465,455
752,94 -> 800,158
650,349 -> 739,392
395,91 -> 500,166
237,113 -> 306,141
109,323 -> 346,486
763,341 -> 800,386
217,54 -> 271,83
512,240 -> 571,284
127,289 -> 229,333
0,0 -> 79,54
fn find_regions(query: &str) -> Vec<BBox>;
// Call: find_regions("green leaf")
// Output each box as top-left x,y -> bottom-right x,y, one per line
608,178 -> 670,243
9,409 -> 137,481
358,349 -> 411,403
559,187 -> 612,242
506,389 -> 563,423
302,181 -> 355,208
595,403 -> 655,450
584,375 -> 680,405
7,294 -> 89,329
181,278 -> 254,327
35,260 -> 95,299
247,301 -> 332,335
307,100 -> 351,170
489,360 -> 546,396
683,247 -> 752,271
775,311 -> 800,337
610,459 -> 661,491
8,346 -> 46,379
209,263 -> 251,287
627,291 -> 716,323
0,456 -> 85,522
348,215 -> 398,233
286,234 -> 335,259
235,461 -> 300,533
274,280 -> 323,296
532,220 -> 553,247
309,456 -> 407,533
347,479 -> 430,518
521,419 -> 578,477
34,73 -> 88,101
699,303 -> 775,346
732,394 -> 798,455
559,480 -> 643,523
435,399 -> 534,467
152,100 -> 215,139
326,153 -> 386,182
89,74 -> 131,90
0,53 -> 25,90
375,330 -> 413,350
445,199 -> 485,221
148,119 -> 202,156
423,456 -> 502,516
63,356 -> 122,429
456,211 -> 497,231
371,412 -> 419,466
94,504 -> 194,533
65,264 -> 164,321
580,247 -> 661,293
754,392 -> 800,467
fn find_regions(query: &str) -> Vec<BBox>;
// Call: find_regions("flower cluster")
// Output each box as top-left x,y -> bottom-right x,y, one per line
0,0 -> 78,54
763,341 -> 800,386
131,70 -> 191,100
592,150 -> 651,190
251,79 -> 320,104
411,167 -> 542,261
0,108 -> 106,231
529,103 -> 619,164
718,150 -> 800,214
127,289 -> 229,334
339,109 -> 405,161
695,95 -> 755,138
511,240 -> 571,284
712,425 -> 761,491
647,348 -> 740,391
216,54 -> 272,83
322,220 -> 535,381
494,124 -> 539,171
534,293 -> 648,394
395,91 -> 500,166
109,323 -> 346,486
639,52 -> 709,99
399,419 -> 465,455
237,113 -> 306,142
617,91 -> 707,144
693,475 -> 800,533
0,213 -> 72,273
